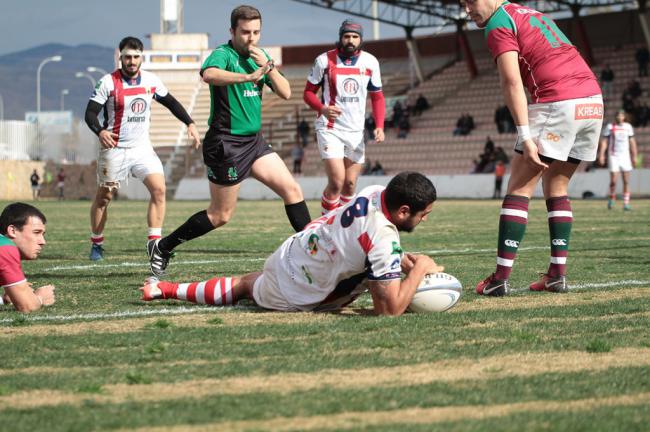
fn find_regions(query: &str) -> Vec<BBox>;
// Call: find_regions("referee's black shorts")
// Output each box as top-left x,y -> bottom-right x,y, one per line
202,128 -> 274,186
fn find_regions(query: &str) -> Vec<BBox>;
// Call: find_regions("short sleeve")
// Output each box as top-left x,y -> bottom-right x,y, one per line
485,8 -> 519,60
366,225 -> 403,281
368,56 -> 382,91
90,74 -> 113,105
201,47 -> 230,75
626,124 -> 635,137
307,55 -> 326,86
153,74 -> 168,98
0,245 -> 26,288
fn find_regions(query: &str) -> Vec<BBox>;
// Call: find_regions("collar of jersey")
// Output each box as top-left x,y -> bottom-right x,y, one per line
228,40 -> 251,59
380,190 -> 395,224
337,49 -> 361,65
119,70 -> 141,86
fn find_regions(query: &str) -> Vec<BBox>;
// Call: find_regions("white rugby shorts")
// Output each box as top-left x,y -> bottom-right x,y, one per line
316,128 -> 365,163
608,155 -> 633,173
252,237 -> 302,312
97,144 -> 164,188
515,95 -> 603,162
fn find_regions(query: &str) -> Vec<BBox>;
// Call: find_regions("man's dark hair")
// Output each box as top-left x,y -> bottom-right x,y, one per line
384,172 -> 436,214
231,5 -> 262,29
119,36 -> 144,52
0,203 -> 47,234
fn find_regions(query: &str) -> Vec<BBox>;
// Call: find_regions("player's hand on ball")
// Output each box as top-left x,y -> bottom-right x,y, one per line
412,254 -> 444,274
35,285 -> 55,306
374,128 -> 385,142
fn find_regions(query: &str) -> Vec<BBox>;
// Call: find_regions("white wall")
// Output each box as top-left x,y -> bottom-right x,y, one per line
170,169 -> 650,201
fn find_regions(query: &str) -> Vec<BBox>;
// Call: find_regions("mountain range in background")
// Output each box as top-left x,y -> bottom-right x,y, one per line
0,44 -> 115,121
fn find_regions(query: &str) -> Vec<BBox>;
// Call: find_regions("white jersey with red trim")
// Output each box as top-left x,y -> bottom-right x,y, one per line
280,185 -> 403,308
308,49 -> 382,132
602,122 -> 634,158
90,70 -> 168,148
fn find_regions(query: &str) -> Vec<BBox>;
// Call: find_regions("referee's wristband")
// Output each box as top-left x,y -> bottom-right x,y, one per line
516,125 -> 532,141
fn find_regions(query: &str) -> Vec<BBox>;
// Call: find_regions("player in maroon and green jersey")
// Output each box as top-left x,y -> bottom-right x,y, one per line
463,0 -> 603,295
0,203 -> 55,312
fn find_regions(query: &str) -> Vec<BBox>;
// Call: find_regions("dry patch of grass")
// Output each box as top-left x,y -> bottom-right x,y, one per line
124,391 -> 650,432
2,347 -> 649,411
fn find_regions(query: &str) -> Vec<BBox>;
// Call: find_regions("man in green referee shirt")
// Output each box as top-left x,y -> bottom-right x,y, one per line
147,4 -> 312,277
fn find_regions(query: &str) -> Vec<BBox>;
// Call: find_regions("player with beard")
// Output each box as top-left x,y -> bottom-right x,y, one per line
140,172 -> 442,316
303,19 -> 386,215
147,5 -> 311,277
84,36 -> 201,261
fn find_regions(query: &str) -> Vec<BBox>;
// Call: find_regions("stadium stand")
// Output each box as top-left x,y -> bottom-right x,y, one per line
148,42 -> 650,190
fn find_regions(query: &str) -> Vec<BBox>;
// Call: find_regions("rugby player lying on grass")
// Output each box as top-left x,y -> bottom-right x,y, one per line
140,172 -> 443,316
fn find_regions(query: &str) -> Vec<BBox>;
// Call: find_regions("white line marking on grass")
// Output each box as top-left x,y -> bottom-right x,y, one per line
509,279 -> 650,294
2,281 -> 648,325
0,305 -> 257,325
45,257 -> 265,272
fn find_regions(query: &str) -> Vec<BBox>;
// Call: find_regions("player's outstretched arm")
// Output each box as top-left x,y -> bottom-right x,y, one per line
4,281 -> 55,312
369,254 -> 442,316
155,94 -> 201,148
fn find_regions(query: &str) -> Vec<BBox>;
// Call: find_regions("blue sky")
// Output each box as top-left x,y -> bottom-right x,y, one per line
1,0 -> 427,56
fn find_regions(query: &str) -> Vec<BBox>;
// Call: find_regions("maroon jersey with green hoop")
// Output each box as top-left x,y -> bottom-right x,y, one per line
485,1 -> 600,103
0,235 -> 25,288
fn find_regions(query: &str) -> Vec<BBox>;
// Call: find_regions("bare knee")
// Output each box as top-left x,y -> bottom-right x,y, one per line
150,186 -> 166,203
206,208 -> 234,227
94,187 -> 114,208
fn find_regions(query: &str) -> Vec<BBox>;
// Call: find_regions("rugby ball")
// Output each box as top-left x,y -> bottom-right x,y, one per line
408,272 -> 463,313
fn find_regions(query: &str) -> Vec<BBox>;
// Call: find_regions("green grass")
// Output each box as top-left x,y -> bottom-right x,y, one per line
0,198 -> 649,431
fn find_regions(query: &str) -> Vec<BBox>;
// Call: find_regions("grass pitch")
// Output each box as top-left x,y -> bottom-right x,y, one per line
0,197 -> 649,431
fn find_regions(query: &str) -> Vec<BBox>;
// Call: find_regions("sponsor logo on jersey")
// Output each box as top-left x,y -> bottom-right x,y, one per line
391,241 -> 403,255
243,89 -> 261,97
552,238 -> 567,246
340,96 -> 360,103
227,166 -> 238,181
546,132 -> 561,142
575,103 -> 603,120
504,239 -> 519,247
343,78 -> 359,95
130,98 -> 147,114
390,258 -> 401,270
308,234 -> 320,255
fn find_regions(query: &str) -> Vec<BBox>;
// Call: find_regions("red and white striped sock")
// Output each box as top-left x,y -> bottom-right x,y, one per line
91,232 -> 104,246
148,227 -> 162,241
321,193 -> 340,215
339,194 -> 354,206
623,192 -> 631,206
158,277 -> 235,306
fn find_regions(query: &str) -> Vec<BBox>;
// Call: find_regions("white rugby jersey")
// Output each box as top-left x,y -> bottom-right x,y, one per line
602,122 -> 634,158
307,49 -> 382,132
281,185 -> 403,309
90,70 -> 168,148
